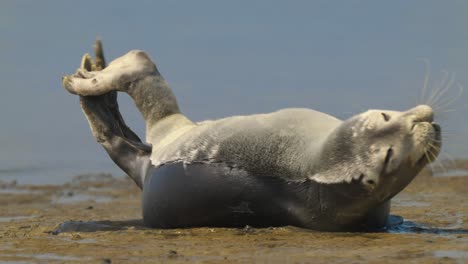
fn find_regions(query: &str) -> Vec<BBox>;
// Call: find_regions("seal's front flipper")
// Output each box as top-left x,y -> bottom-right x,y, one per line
74,41 -> 151,189
80,95 -> 151,189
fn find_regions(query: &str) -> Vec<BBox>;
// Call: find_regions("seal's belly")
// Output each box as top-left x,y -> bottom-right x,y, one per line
142,162 -> 311,228
141,162 -> 390,230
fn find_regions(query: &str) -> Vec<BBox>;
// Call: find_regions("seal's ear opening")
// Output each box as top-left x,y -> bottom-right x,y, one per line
76,40 -> 152,189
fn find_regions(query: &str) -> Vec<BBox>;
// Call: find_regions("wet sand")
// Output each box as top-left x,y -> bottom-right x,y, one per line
0,168 -> 467,263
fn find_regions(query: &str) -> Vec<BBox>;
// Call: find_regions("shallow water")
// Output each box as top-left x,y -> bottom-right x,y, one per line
435,250 -> 468,259
6,253 -> 85,261
435,169 -> 468,177
53,193 -> 113,204
0,160 -> 123,185
0,215 -> 37,222
0,188 -> 42,195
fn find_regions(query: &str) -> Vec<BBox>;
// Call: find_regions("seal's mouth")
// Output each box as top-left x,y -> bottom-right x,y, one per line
416,122 -> 442,166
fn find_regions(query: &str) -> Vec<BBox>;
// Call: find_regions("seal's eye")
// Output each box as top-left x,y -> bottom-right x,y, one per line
384,147 -> 393,168
381,112 -> 390,122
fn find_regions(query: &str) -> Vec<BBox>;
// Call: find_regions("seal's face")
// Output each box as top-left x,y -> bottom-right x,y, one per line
349,105 -> 440,189
313,104 -> 441,201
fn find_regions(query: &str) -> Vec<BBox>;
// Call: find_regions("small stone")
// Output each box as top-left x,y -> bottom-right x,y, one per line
101,258 -> 111,264
168,250 -> 177,258
243,225 -> 254,233
71,233 -> 82,240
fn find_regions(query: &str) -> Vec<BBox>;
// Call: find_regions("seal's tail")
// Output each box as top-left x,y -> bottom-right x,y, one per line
78,40 -> 151,189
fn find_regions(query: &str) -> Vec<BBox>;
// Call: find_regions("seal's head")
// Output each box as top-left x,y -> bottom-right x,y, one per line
312,104 -> 441,202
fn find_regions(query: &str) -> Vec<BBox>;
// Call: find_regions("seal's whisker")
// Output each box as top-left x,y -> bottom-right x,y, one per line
432,82 -> 464,113
437,127 -> 458,133
435,108 -> 457,113
425,142 -> 438,156
438,151 -> 457,169
442,137 -> 453,143
433,98 -> 456,112
424,149 -> 441,172
430,70 -> 454,105
430,71 -> 453,107
427,148 -> 446,173
427,142 -> 439,150
424,70 -> 448,106
436,152 -> 456,173
438,128 -> 456,133
439,136 -> 456,142
419,58 -> 431,104
431,126 -> 453,138
428,72 -> 455,107
423,149 -> 432,167
439,131 -> 457,136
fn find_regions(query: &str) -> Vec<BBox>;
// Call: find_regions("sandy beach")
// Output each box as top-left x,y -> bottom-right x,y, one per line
0,165 -> 467,263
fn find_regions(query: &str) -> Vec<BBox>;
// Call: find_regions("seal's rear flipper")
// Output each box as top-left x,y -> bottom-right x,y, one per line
77,41 -> 151,189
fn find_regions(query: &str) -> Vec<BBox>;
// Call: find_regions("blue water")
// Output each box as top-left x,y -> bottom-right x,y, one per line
0,159 -> 122,185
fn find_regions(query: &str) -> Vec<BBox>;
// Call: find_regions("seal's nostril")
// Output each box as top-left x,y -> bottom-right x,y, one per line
381,112 -> 390,122
432,123 -> 442,142
432,123 -> 441,133
366,179 -> 376,185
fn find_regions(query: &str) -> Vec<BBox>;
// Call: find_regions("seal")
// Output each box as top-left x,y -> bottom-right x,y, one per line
62,41 -> 442,231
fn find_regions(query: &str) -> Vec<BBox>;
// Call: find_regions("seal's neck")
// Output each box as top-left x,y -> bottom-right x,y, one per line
145,114 -> 194,146
307,122 -> 365,184
127,74 -> 183,129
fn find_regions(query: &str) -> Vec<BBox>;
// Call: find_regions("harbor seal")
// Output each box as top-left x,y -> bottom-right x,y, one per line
62,41 -> 441,231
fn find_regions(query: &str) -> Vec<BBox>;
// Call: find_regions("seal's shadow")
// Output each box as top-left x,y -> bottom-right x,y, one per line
52,219 -> 147,235
51,217 -> 468,235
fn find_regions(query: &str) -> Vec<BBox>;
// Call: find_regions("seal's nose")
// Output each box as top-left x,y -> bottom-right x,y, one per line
406,104 -> 434,123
